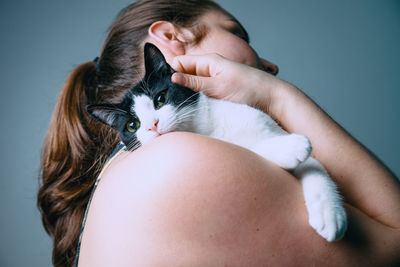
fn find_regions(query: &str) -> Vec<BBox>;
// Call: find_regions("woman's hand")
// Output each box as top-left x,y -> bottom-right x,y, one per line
171,53 -> 291,117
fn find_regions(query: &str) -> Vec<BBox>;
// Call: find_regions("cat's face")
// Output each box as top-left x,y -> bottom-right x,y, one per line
87,43 -> 199,150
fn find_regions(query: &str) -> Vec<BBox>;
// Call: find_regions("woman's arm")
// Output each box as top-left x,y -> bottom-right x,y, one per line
275,82 -> 400,229
171,54 -> 400,229
79,133 -> 400,266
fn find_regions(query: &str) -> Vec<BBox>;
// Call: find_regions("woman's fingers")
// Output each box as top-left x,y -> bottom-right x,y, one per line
171,54 -> 224,77
171,54 -> 225,95
170,53 -> 274,106
171,72 -> 214,93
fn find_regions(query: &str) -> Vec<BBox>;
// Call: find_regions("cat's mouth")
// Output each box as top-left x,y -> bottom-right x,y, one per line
156,124 -> 178,136
147,118 -> 179,138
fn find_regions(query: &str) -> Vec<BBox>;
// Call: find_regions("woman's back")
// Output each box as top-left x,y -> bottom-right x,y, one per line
78,133 -> 400,266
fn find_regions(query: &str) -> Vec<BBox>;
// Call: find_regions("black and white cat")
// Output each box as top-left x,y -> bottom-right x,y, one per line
87,43 -> 347,242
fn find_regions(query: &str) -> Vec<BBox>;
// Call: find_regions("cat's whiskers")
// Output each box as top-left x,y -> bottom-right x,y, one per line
174,92 -> 201,111
159,100 -> 202,130
178,102 -> 207,115
179,102 -> 206,115
126,139 -> 142,152
130,143 -> 141,152
172,105 -> 207,126
160,105 -> 207,133
176,109 -> 201,121
127,143 -> 141,152
175,98 -> 203,114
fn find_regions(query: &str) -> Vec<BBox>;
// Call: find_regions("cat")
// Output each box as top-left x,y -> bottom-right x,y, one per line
87,43 -> 347,242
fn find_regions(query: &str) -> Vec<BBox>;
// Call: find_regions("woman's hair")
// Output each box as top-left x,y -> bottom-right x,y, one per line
37,0 -> 233,266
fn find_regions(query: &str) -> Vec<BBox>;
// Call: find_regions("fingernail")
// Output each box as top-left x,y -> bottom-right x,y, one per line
171,73 -> 184,85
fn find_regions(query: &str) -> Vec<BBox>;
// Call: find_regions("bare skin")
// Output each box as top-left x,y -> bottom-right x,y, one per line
78,10 -> 400,267
80,133 -> 400,266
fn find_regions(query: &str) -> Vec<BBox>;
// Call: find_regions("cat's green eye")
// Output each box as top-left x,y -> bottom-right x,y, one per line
155,91 -> 167,109
126,119 -> 140,133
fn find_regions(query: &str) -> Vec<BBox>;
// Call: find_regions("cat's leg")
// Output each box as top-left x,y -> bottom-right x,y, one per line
294,157 -> 347,242
251,134 -> 312,170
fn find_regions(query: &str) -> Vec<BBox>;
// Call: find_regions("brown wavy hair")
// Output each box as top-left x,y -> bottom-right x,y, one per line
37,0 -> 235,266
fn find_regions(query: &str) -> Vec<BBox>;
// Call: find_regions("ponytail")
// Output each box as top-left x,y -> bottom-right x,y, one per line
38,62 -> 118,266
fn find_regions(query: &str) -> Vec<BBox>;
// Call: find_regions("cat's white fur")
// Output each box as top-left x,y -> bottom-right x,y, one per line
133,92 -> 347,242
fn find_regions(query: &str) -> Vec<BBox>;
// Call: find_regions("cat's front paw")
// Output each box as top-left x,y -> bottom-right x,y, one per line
282,134 -> 312,169
308,199 -> 347,242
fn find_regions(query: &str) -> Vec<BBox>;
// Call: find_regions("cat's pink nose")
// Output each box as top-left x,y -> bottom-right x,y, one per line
148,119 -> 159,132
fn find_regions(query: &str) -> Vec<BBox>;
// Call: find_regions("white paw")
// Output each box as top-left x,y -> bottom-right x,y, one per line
308,199 -> 347,242
282,134 -> 312,169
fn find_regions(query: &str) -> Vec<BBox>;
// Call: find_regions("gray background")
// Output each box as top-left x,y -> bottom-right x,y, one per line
1,0 -> 399,266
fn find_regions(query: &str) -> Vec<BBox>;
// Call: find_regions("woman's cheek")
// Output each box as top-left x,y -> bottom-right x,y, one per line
232,39 -> 260,67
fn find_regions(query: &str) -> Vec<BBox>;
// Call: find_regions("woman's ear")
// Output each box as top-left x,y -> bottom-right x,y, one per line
148,21 -> 192,57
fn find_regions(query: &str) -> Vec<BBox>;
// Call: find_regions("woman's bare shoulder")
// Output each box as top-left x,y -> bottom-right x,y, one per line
78,132 -> 299,265
78,132 -> 400,267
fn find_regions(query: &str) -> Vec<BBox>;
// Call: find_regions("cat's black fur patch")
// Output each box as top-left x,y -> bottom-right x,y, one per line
87,43 -> 199,148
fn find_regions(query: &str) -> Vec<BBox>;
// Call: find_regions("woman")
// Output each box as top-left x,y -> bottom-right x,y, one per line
38,0 -> 400,266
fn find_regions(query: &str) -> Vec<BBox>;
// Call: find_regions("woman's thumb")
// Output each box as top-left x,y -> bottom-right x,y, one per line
171,72 -> 211,92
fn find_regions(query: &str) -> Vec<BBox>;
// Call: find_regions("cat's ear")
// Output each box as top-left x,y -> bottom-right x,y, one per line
86,104 -> 126,129
144,43 -> 172,75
